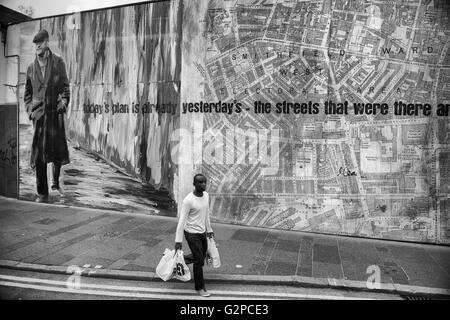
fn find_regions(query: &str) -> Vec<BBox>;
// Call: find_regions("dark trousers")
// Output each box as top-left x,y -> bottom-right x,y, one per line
36,159 -> 61,196
184,231 -> 207,291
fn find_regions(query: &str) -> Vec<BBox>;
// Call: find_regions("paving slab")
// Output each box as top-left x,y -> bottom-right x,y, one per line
34,253 -> 75,265
54,237 -> 104,258
296,237 -> 314,277
265,261 -> 297,275
425,247 -> 450,274
1,241 -> 56,261
313,243 -> 341,265
211,239 -> 266,275
313,261 -> 343,279
108,259 -> 131,269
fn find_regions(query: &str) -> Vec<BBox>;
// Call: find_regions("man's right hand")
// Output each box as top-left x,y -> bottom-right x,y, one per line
31,102 -> 44,121
175,242 -> 182,251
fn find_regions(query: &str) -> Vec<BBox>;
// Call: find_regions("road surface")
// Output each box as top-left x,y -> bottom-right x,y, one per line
0,268 -> 404,300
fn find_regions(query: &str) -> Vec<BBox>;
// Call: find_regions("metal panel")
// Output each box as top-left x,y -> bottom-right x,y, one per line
0,103 -> 18,198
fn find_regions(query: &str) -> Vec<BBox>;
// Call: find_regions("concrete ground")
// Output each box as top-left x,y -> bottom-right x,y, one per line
0,196 -> 449,297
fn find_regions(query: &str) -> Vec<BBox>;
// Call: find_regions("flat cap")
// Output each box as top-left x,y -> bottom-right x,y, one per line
32,29 -> 49,43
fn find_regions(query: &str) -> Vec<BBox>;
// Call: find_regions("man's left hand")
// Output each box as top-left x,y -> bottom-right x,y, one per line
207,232 -> 214,239
57,98 -> 67,113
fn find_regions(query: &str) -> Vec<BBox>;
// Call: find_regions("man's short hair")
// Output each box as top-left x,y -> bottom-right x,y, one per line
193,173 -> 206,183
33,29 -> 49,43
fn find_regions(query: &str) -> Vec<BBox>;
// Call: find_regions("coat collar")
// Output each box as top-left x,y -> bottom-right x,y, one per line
33,48 -> 54,86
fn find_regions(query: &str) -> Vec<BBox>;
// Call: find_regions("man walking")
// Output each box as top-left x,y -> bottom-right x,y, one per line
24,29 -> 70,203
175,173 -> 214,297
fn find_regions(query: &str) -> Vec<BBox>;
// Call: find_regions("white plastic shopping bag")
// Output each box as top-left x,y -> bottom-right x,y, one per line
156,248 -> 177,281
207,237 -> 221,268
173,250 -> 191,281
156,248 -> 191,281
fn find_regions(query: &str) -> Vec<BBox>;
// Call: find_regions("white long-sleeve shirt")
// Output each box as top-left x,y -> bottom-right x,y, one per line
175,191 -> 213,243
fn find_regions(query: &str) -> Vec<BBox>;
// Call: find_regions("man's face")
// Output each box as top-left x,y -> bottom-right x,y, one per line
193,175 -> 207,192
35,40 -> 48,57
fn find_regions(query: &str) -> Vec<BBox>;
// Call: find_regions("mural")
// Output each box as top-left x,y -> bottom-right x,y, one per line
16,2 -> 181,213
11,0 -> 450,243
182,0 -> 450,244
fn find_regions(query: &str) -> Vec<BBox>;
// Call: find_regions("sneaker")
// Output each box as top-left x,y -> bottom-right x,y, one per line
196,289 -> 211,297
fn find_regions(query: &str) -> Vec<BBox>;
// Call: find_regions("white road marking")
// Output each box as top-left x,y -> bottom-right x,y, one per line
0,281 -> 259,300
0,274 -> 376,300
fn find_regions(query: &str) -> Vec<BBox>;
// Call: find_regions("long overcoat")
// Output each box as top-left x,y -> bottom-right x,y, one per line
24,49 -> 70,168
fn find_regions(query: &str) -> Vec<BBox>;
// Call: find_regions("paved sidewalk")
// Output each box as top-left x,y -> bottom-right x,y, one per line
0,197 -> 449,295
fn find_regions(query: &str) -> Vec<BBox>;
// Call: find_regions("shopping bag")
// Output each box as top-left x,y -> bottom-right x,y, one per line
156,248 -> 177,281
156,249 -> 192,282
173,250 -> 191,282
206,237 -> 221,268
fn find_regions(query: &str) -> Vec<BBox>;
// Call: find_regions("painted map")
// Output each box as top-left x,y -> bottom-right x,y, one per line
186,0 -> 450,243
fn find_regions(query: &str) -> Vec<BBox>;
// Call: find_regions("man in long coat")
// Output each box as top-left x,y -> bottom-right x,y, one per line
24,29 -> 70,203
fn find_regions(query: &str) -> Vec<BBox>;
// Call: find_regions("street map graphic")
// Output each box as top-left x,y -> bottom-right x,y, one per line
193,0 -> 450,243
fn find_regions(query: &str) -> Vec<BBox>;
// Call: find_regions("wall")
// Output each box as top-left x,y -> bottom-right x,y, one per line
7,0 -> 450,244
2,26 -> 20,106
1,29 -> 19,198
0,30 -> 5,103
0,104 -> 18,198
180,0 -> 450,244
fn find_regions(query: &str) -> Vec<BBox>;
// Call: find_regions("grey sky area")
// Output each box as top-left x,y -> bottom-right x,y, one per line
0,0 -> 152,18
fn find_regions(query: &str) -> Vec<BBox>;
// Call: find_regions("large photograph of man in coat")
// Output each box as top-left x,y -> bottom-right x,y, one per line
24,29 -> 70,203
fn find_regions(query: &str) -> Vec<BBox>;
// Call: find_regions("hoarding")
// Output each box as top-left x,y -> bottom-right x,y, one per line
10,0 -> 450,244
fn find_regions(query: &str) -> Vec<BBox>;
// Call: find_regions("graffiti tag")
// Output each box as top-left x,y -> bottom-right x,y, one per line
0,138 -> 17,166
